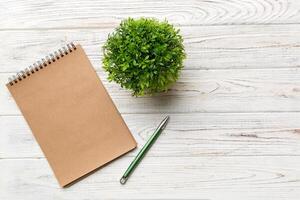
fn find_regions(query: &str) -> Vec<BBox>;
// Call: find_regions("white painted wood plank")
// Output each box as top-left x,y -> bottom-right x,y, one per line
1,25 -> 300,71
1,68 -> 300,114
1,156 -> 300,199
1,0 -> 300,29
1,113 -> 300,158
1,0 -> 299,199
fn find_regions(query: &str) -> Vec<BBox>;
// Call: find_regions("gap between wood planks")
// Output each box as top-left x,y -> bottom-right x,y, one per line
2,109 -> 298,118
2,111 -> 300,116
2,22 -> 300,31
2,154 -> 300,160
1,66 -> 300,74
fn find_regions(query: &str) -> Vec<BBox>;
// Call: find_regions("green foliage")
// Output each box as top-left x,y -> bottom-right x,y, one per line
102,18 -> 186,96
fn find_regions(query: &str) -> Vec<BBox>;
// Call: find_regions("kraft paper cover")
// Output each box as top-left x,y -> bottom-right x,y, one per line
6,44 -> 137,187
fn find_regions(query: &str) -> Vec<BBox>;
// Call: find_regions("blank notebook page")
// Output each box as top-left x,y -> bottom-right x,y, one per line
6,44 -> 137,187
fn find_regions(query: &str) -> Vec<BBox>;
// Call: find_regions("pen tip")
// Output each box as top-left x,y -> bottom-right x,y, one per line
165,115 -> 170,120
160,115 -> 169,130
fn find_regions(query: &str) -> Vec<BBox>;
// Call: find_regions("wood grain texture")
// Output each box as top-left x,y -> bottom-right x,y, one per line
2,0 -> 300,199
1,0 -> 300,29
1,68 -> 300,114
1,113 -> 300,158
1,25 -> 300,71
1,157 -> 300,200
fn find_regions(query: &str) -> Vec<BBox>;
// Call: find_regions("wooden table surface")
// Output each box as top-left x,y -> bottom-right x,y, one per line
1,0 -> 300,199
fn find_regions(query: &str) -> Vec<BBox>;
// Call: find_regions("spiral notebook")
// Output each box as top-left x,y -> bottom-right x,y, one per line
6,43 -> 137,187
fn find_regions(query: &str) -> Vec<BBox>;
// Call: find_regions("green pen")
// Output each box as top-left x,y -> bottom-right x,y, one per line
120,115 -> 170,184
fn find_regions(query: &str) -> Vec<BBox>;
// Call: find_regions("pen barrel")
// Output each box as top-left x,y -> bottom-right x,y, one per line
122,128 -> 163,180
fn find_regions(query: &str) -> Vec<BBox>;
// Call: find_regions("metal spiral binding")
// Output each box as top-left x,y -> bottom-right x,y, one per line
8,42 -> 77,86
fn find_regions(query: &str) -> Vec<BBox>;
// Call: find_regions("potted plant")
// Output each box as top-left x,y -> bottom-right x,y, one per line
103,18 -> 186,96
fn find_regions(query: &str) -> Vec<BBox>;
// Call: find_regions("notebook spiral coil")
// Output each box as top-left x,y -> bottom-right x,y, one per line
8,42 -> 77,86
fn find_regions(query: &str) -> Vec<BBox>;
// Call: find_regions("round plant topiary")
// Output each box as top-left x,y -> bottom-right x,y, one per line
102,18 -> 186,96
